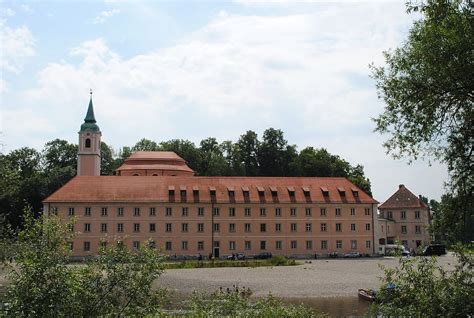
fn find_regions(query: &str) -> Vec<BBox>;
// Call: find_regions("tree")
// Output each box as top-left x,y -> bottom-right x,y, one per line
160,139 -> 202,173
131,138 -> 160,152
371,246 -> 473,317
1,208 -> 166,316
371,0 -> 473,242
199,137 -> 227,176
100,141 -> 115,175
236,130 -> 260,176
42,139 -> 77,171
258,128 -> 288,176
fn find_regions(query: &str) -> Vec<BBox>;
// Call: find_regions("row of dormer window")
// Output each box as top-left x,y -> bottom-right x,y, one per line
381,210 -> 422,220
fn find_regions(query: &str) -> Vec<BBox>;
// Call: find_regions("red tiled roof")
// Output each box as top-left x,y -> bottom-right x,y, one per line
43,176 -> 378,204
127,151 -> 185,161
379,184 -> 428,209
116,164 -> 194,172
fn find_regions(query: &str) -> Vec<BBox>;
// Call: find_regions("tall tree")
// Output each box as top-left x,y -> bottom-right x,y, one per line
371,0 -> 473,242
100,142 -> 115,175
258,128 -> 288,176
236,130 -> 260,176
160,139 -> 201,173
132,138 -> 160,152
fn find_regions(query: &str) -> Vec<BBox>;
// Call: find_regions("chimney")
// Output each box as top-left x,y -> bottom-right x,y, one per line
399,184 -> 404,189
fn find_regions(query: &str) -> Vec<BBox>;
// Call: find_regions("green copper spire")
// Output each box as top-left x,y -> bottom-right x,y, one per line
80,90 -> 100,132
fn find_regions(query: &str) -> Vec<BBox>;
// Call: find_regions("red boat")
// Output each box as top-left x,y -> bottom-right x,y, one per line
358,288 -> 376,302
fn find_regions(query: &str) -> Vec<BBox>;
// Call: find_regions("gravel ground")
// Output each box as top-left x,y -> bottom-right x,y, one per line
156,253 -> 457,298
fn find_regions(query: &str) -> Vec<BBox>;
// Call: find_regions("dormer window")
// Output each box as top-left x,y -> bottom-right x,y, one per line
270,186 -> 278,197
242,186 -> 250,201
168,185 -> 175,196
351,187 -> 359,197
337,187 -> 345,195
257,186 -> 265,197
320,187 -> 329,197
180,186 -> 187,201
209,186 -> 216,196
85,138 -> 91,148
193,186 -> 199,196
227,186 -> 235,199
302,186 -> 310,197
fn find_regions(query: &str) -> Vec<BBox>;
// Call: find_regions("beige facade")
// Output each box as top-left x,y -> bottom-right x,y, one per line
377,184 -> 431,251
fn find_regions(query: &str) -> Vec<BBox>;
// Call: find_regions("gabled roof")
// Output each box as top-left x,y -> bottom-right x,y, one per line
379,184 -> 428,209
43,176 -> 378,204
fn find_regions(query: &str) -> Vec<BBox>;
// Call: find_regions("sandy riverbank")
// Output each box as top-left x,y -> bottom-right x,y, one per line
156,254 -> 456,298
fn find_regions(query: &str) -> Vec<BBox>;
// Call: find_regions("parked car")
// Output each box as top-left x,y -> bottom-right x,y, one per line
422,244 -> 447,256
344,252 -> 362,258
329,251 -> 338,258
236,252 -> 246,260
254,252 -> 272,259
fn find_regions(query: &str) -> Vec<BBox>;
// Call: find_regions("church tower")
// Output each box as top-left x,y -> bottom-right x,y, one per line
77,91 -> 101,176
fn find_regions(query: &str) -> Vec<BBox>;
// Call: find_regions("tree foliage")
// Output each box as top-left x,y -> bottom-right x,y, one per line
371,246 -> 474,317
1,208 -> 166,317
371,0 -> 473,243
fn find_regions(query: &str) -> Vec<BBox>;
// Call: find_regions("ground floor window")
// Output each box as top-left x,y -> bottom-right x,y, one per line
351,240 -> 357,249
291,240 -> 297,249
321,240 -> 327,250
306,240 -> 312,250
260,241 -> 266,250
245,241 -> 251,250
366,240 -> 371,248
276,241 -> 282,250
165,241 -> 172,251
336,240 -> 342,249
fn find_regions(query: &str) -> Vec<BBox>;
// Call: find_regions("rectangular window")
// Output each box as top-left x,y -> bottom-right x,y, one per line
197,223 -> 204,232
117,223 -> 123,233
365,208 -> 371,216
260,208 -> 266,217
387,211 -> 393,219
321,240 -> 328,250
306,207 -> 312,216
291,240 -> 297,249
401,225 -> 407,234
84,241 -> 90,251
245,241 -> 251,250
134,207 -> 140,216
260,241 -> 266,250
350,208 -> 356,216
335,208 -> 341,216
149,223 -> 156,232
229,223 -> 236,233
276,241 -> 282,250
182,207 -> 188,216
290,208 -> 297,217
149,207 -> 156,216
213,223 -> 220,233
320,223 -> 327,232
275,223 -> 281,232
245,223 -> 251,232
351,224 -> 356,232
198,241 -> 204,251
133,223 -> 140,233
181,223 -> 188,233
85,207 -> 91,216
351,240 -> 357,249
336,223 -> 342,232
306,240 -> 312,250
198,207 -> 204,217
306,223 -> 312,232
229,207 -> 235,217
229,241 -> 236,250
260,223 -> 267,232
415,225 -> 421,234
275,208 -> 281,217
213,207 -> 220,216
101,207 -> 108,216
401,211 -> 406,219
166,223 -> 172,232
291,223 -> 297,232
165,241 -> 172,251
366,240 -> 371,248
165,207 -> 172,216
336,240 -> 342,249
415,211 -> 420,219
244,208 -> 251,217
366,223 -> 371,231
68,207 -> 75,216
117,207 -> 124,217
320,208 -> 326,216
133,241 -> 140,250
84,223 -> 91,232
101,223 -> 107,233
182,241 -> 188,250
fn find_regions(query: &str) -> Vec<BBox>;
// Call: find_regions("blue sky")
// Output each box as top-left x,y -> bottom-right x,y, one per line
1,0 -> 448,202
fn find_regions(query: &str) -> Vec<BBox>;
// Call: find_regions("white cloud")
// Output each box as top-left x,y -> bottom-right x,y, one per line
6,3 -> 447,199
0,21 -> 35,73
93,8 -> 120,24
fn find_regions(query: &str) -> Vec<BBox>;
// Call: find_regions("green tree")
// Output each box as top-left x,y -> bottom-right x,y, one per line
1,208 -> 166,317
160,139 -> 202,173
131,138 -> 160,152
42,139 -> 77,171
236,130 -> 260,176
221,140 -> 244,176
100,141 -> 115,175
258,128 -> 289,176
371,246 -> 473,317
371,0 -> 473,242
199,137 -> 227,176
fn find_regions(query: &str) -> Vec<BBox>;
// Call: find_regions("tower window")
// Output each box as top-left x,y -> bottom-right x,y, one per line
85,138 -> 91,148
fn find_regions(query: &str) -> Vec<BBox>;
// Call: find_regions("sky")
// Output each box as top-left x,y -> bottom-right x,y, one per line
0,0 -> 449,202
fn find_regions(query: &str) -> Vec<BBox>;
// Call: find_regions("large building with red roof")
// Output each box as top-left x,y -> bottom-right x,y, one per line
44,96 -> 380,258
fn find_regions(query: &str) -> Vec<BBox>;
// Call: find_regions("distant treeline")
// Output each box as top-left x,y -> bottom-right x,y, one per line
0,128 -> 371,231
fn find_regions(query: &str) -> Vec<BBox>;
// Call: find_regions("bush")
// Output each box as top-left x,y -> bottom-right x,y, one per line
371,245 -> 474,317
0,208 -> 167,317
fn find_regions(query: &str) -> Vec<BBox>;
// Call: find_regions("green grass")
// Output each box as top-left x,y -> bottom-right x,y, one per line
163,256 -> 298,269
